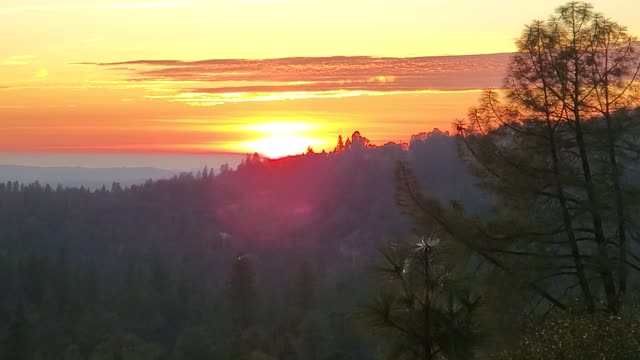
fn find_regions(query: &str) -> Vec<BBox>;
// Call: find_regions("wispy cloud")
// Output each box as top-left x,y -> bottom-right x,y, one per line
86,53 -> 510,105
3,55 -> 34,65
0,2 -> 207,14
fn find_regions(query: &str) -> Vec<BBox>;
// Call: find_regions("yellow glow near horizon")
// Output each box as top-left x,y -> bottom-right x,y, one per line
235,121 -> 331,158
243,121 -> 320,134
243,136 -> 319,158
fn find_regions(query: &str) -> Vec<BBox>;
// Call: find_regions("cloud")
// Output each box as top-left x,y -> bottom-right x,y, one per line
3,55 -> 34,65
86,53 -> 511,105
0,2 -> 207,14
152,89 -> 484,107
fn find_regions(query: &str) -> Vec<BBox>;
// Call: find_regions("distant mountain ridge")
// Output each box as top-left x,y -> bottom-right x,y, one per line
0,165 -> 177,189
0,129 -> 463,190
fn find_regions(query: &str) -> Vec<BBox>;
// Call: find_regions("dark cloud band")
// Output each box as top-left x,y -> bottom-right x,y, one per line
89,53 -> 510,94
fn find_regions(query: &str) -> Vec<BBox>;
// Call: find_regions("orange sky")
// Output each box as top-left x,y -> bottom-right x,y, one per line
1,0 -> 639,157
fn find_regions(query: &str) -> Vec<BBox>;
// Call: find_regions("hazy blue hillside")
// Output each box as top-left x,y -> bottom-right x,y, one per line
0,165 -> 177,189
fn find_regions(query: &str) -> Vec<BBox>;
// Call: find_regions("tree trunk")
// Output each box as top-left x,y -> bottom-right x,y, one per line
423,246 -> 432,360
547,124 -> 595,312
573,106 -> 619,313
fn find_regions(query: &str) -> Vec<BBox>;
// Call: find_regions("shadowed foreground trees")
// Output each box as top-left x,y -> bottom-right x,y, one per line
386,1 -> 640,359
496,0 -> 640,313
493,314 -> 640,360
90,333 -> 165,360
362,237 -> 480,360
398,0 -> 640,319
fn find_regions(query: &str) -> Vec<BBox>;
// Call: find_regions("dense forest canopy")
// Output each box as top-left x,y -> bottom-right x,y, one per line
0,130 -> 481,360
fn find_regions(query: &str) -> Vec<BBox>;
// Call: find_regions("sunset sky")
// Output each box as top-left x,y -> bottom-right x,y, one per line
1,0 -> 639,159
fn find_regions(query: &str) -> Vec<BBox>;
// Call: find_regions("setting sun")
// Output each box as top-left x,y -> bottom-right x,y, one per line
244,135 -> 318,158
237,121 -> 331,158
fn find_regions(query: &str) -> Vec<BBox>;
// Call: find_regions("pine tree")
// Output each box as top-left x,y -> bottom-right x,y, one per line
501,1 -> 640,312
362,237 -> 480,360
396,1 -> 640,316
229,255 -> 256,330
334,135 -> 345,152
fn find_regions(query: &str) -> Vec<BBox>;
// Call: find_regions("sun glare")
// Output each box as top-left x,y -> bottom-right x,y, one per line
239,121 -> 324,158
245,135 -> 319,158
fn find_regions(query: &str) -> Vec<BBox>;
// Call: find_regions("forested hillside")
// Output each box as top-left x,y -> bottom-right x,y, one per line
0,130 -> 480,360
